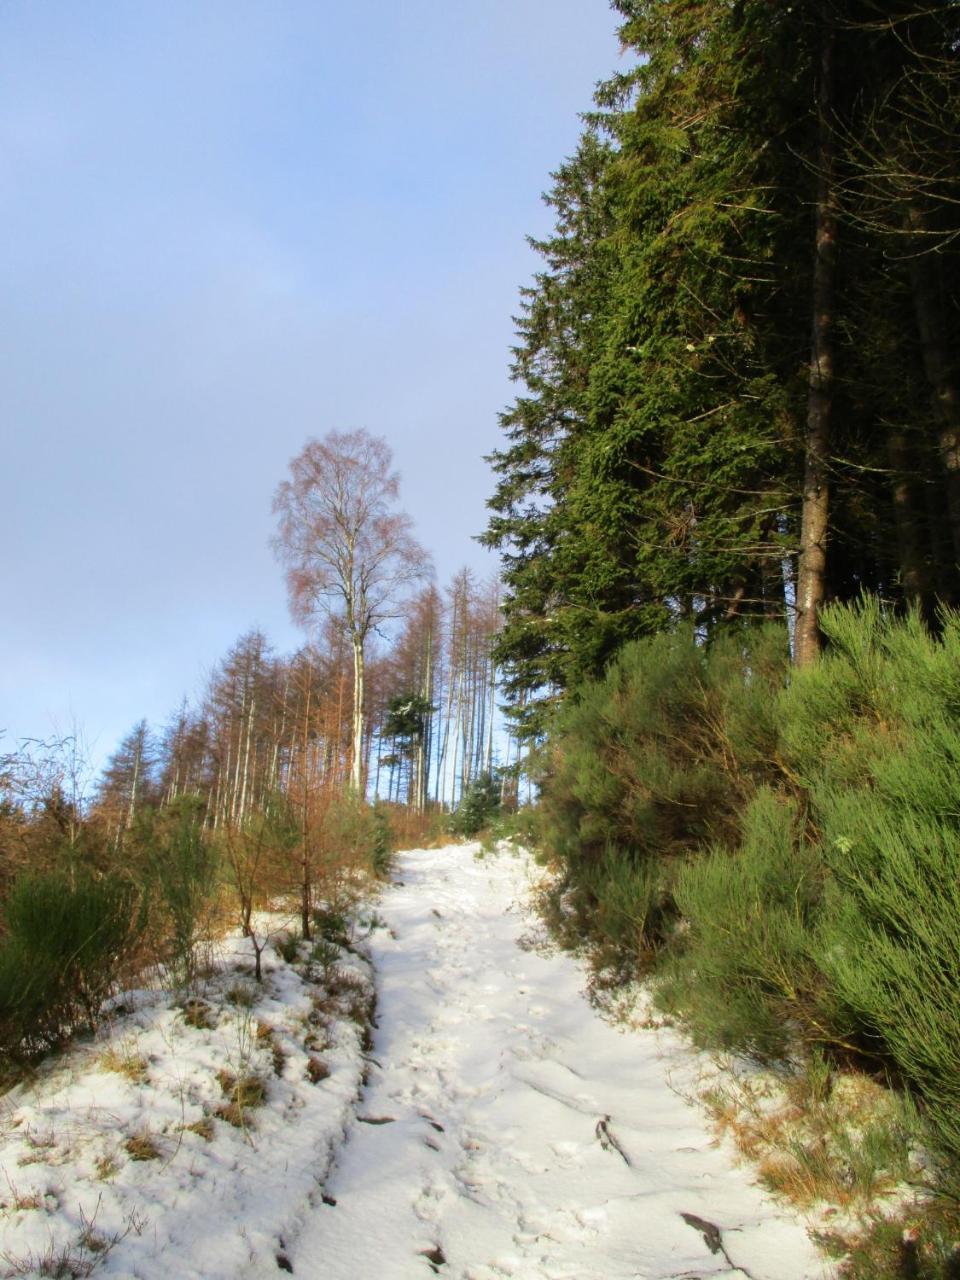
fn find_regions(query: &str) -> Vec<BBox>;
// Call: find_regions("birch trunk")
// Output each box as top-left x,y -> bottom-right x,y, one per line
351,637 -> 365,794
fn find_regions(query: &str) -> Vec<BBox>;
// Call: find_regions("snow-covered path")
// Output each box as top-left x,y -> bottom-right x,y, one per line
291,843 -> 829,1280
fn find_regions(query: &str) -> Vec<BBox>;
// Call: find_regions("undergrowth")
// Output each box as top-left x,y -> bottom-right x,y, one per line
533,600 -> 960,1270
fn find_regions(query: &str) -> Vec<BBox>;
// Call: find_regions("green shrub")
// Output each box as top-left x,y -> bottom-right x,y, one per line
786,601 -> 960,1172
536,597 -> 960,1187
275,932 -> 302,963
658,789 -> 827,1059
311,906 -> 349,945
320,793 -> 393,877
577,844 -> 672,975
137,799 -> 219,985
0,870 -> 141,1060
449,772 -> 501,838
369,802 -> 393,876
537,624 -> 787,953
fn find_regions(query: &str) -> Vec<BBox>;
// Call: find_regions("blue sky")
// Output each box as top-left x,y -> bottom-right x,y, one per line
0,0 -> 620,769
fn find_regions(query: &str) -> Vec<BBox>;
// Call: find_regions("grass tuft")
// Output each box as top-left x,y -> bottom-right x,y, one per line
214,1068 -> 267,1127
183,1116 -> 214,1142
97,1039 -> 148,1084
224,982 -> 256,1009
124,1131 -> 161,1162
305,1056 -> 330,1084
178,997 -> 217,1030
702,1058 -> 917,1214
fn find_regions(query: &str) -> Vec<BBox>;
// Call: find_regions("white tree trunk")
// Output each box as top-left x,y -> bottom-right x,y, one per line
351,636 -> 365,794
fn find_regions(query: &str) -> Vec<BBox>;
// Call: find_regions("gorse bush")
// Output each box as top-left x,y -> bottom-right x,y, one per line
579,845 -> 669,976
136,799 -> 219,985
0,870 -> 142,1060
660,789 -> 827,1060
538,599 -> 960,1183
784,602 -> 960,1174
537,624 -> 787,958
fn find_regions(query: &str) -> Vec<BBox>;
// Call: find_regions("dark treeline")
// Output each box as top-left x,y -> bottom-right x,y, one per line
485,3 -> 960,1274
485,0 -> 960,736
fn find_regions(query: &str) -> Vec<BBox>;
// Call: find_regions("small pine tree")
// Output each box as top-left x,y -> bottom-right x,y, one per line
450,772 -> 501,838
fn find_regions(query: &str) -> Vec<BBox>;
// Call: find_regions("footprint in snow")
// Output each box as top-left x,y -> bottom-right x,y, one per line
548,1139 -> 585,1165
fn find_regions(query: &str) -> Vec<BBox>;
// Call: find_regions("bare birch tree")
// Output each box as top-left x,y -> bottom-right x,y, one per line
272,430 -> 431,794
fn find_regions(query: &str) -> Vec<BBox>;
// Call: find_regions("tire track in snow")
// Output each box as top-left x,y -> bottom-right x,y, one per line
288,843 -> 832,1280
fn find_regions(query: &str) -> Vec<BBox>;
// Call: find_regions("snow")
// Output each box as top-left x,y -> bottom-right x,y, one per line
0,843 -> 833,1279
0,918 -> 375,1279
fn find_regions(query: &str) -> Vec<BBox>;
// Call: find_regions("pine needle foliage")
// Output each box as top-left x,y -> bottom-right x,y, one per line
537,623 -> 788,964
449,772 -> 501,838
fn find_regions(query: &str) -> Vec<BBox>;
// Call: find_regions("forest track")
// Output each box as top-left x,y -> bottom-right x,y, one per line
288,843 -> 830,1280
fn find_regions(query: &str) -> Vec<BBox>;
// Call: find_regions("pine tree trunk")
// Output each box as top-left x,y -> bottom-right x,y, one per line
907,204 -> 960,583
795,20 -> 836,668
888,427 -> 934,618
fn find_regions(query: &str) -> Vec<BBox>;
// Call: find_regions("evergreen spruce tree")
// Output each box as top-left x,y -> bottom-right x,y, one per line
486,0 -> 960,720
483,128 -> 619,738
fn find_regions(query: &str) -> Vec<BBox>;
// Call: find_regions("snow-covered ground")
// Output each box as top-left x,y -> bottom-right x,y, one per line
292,842 -> 831,1280
0,843 -> 832,1279
0,914 -> 377,1279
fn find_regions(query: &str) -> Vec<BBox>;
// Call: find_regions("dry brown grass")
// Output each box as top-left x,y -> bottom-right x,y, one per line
214,1101 -> 246,1128
98,1039 -> 148,1084
214,1069 -> 267,1128
184,1116 -> 215,1142
16,1130 -> 58,1168
94,1153 -> 120,1181
383,805 -> 449,850
305,1056 -> 330,1084
179,997 -> 217,1030
1,1180 -> 42,1212
225,982 -> 256,1009
254,1020 -> 287,1076
701,1062 -> 915,1214
324,966 -> 374,1024
124,1131 -> 161,1162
